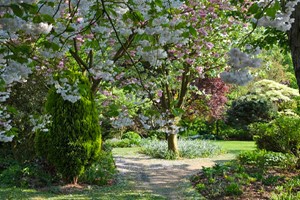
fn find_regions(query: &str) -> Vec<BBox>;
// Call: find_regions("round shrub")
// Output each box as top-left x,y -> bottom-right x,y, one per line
226,96 -> 276,129
250,116 -> 300,156
122,131 -> 141,145
35,71 -> 101,183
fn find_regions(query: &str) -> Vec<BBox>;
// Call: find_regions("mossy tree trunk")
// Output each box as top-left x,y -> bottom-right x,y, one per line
167,134 -> 179,156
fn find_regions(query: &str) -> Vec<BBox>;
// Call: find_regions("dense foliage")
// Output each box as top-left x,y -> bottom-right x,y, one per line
191,150 -> 300,200
5,73 -> 48,162
79,150 -> 116,186
226,96 -> 276,129
250,116 -> 300,156
35,71 -> 102,183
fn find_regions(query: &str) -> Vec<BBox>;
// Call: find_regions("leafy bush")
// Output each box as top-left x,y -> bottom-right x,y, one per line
5,73 -> 48,162
237,150 -> 297,169
226,96 -> 276,129
122,131 -> 141,145
140,139 -> 222,159
179,118 -> 210,137
213,120 -> 250,140
97,87 -> 152,140
105,138 -> 132,148
225,183 -> 243,196
250,116 -> 300,156
105,132 -> 142,148
35,71 -> 102,183
79,150 -> 116,186
0,162 -> 53,188
249,79 -> 299,105
147,130 -> 167,140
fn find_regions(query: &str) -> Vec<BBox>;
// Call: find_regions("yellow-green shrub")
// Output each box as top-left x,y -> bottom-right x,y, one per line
35,71 -> 101,183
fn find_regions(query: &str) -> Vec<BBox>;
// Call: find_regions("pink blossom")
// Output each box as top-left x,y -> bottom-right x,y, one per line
185,58 -> 194,65
199,10 -> 207,18
102,90 -> 112,96
157,90 -> 163,97
116,72 -> 124,80
58,60 -> 65,69
77,17 -> 84,23
198,28 -> 208,36
85,34 -> 94,39
196,66 -> 203,75
76,35 -> 84,43
205,42 -> 214,50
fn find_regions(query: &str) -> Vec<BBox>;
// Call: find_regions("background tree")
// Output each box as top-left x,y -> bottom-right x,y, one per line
0,0 -> 264,155
229,0 -> 300,90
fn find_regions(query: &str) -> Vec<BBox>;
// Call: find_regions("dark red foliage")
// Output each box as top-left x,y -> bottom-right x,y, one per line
194,77 -> 230,120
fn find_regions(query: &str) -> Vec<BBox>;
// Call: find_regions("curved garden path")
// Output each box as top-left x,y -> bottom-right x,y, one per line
113,150 -> 236,200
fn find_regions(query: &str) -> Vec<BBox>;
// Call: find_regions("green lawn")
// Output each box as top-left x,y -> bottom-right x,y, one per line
0,184 -> 166,200
212,140 -> 256,155
112,147 -> 141,156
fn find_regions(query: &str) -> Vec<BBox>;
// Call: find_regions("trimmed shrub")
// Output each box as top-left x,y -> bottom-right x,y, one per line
226,96 -> 276,129
35,71 -> 101,183
122,131 -> 141,145
140,139 -> 222,159
250,116 -> 300,156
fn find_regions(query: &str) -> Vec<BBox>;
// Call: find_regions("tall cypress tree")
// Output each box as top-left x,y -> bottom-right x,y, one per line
35,71 -> 101,184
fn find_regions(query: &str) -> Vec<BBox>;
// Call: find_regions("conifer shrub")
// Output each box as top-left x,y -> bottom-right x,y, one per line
35,71 -> 101,183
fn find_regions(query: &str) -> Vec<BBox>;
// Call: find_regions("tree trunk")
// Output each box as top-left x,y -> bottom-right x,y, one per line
288,3 -> 300,92
167,134 -> 179,155
73,176 -> 78,185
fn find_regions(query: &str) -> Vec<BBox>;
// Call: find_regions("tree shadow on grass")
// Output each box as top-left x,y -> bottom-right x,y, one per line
0,183 -> 167,200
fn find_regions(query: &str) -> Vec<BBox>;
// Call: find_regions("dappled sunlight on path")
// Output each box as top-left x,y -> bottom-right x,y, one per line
114,153 -> 236,200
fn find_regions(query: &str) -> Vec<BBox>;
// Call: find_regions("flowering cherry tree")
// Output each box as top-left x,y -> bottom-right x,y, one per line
0,0 -> 258,154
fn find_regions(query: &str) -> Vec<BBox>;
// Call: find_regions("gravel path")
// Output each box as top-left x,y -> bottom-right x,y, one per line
114,152 -> 236,200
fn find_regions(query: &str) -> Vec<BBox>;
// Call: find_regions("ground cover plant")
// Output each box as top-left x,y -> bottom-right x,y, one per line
140,139 -> 222,159
191,150 -> 300,199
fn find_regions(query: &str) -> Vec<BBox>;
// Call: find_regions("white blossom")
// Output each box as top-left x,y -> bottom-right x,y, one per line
0,105 -> 13,142
255,0 -> 300,32
30,114 -> 52,132
1,60 -> 32,84
54,78 -> 81,103
220,69 -> 253,86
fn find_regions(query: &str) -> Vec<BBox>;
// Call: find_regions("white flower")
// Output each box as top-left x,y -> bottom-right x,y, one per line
38,23 -> 53,34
